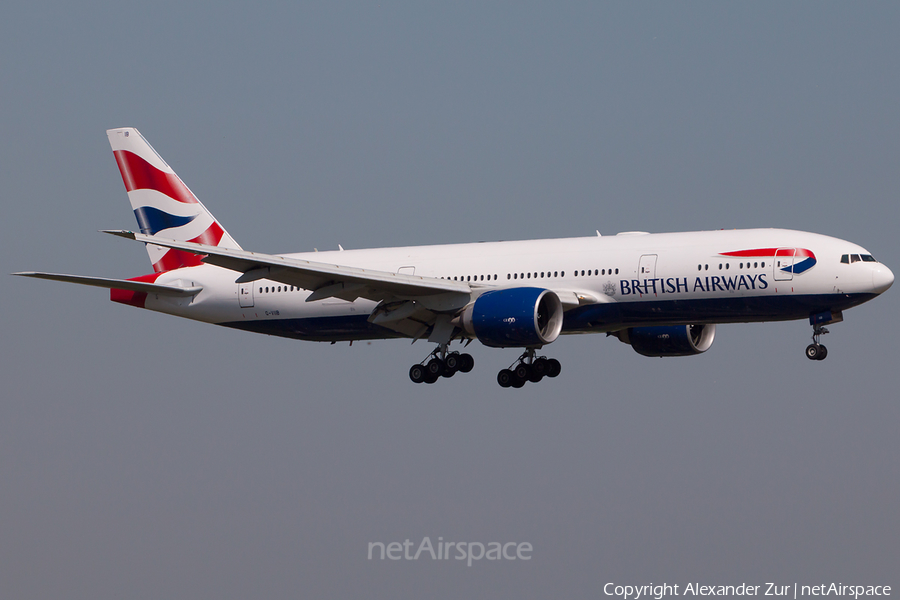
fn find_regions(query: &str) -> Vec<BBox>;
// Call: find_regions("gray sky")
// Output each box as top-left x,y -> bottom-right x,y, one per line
2,2 -> 898,598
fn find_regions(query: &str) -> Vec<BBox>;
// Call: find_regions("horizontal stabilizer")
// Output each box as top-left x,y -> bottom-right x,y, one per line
12,272 -> 202,296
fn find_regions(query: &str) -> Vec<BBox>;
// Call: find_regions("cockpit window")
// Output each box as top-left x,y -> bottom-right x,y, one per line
841,253 -> 878,264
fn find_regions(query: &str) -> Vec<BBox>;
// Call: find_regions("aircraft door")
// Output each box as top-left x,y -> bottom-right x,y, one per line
239,282 -> 254,307
773,248 -> 795,281
639,254 -> 658,279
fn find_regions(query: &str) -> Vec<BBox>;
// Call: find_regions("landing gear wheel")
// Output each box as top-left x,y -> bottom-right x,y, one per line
409,364 -> 426,383
424,370 -> 440,384
426,358 -> 444,376
510,373 -> 526,388
546,358 -> 561,378
497,369 -> 513,388
532,358 -> 549,377
514,363 -> 530,381
458,353 -> 475,373
805,344 -> 821,360
807,323 -> 831,362
441,354 -> 459,378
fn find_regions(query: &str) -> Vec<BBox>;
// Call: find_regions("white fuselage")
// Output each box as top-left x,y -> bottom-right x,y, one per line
137,228 -> 891,342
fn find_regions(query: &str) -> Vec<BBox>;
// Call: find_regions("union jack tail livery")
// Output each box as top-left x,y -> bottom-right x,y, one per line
107,127 -> 241,272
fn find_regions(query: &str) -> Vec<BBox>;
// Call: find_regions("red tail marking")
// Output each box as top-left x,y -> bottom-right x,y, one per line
113,150 -> 198,204
148,223 -> 225,273
190,221 -> 225,247
152,249 -> 204,273
110,272 -> 163,308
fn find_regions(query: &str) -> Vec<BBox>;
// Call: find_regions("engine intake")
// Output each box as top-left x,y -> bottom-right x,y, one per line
616,324 -> 716,357
461,288 -> 564,348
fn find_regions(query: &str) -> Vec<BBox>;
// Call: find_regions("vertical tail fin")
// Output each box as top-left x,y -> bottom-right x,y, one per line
107,127 -> 241,273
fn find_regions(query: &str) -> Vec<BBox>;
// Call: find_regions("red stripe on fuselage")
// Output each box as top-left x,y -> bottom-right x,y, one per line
721,248 -> 815,260
720,248 -> 779,258
113,150 -> 198,204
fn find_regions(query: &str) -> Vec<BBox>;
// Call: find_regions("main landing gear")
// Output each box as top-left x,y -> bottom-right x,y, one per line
497,348 -> 561,388
409,345 -> 475,384
805,324 -> 829,361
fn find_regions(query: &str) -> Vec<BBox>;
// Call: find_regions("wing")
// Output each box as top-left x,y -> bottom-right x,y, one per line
104,230 -> 608,341
105,230 -> 471,300
105,230 -> 477,340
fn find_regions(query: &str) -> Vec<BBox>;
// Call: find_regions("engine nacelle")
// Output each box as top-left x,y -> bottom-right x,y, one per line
615,324 -> 716,357
461,288 -> 564,348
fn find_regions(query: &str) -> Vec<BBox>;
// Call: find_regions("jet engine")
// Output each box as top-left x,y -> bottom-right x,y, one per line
461,288 -> 564,348
614,324 -> 716,357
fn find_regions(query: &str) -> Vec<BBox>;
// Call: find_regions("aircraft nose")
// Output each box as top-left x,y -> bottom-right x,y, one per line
872,264 -> 894,294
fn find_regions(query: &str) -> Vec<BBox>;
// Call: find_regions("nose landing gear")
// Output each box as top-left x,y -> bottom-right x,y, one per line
805,324 -> 829,361
497,348 -> 561,388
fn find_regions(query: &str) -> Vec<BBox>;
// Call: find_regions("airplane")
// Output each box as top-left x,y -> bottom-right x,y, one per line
14,128 -> 894,388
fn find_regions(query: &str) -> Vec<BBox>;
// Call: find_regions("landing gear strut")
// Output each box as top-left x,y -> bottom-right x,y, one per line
497,348 -> 561,388
805,324 -> 829,361
409,344 -> 474,384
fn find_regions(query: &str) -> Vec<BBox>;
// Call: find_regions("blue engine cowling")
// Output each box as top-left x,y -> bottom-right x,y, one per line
461,288 -> 564,348
616,324 -> 716,357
